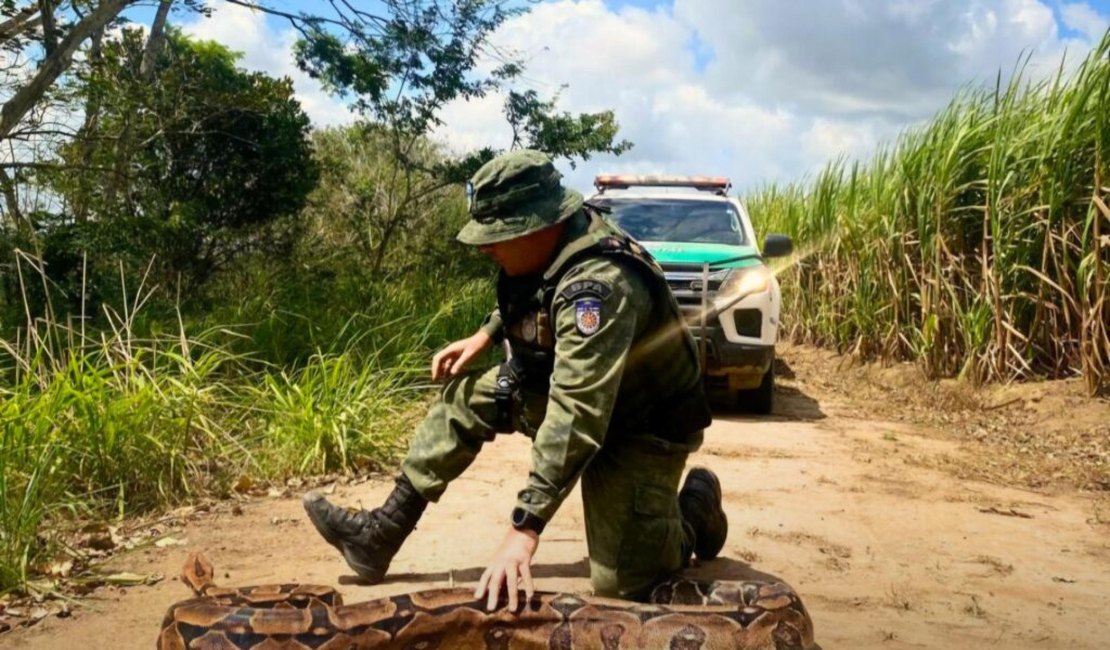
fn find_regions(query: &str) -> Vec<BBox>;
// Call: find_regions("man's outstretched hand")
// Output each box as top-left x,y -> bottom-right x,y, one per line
431,330 -> 493,381
474,527 -> 539,611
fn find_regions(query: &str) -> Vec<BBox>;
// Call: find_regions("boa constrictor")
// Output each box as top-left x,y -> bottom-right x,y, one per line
158,552 -> 816,649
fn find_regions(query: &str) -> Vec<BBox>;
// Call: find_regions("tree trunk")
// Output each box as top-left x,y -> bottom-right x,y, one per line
104,0 -> 171,214
139,0 -> 172,81
72,26 -> 106,223
0,167 -> 31,235
0,0 -> 133,142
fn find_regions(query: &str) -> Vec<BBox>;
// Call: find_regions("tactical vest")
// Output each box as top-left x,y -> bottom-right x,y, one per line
495,209 -> 712,446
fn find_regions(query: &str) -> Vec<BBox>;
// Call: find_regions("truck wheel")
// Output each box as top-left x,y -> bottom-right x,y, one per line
738,362 -> 774,415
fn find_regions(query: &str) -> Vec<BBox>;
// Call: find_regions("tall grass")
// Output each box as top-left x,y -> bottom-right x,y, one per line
750,34 -> 1110,393
0,255 -> 492,594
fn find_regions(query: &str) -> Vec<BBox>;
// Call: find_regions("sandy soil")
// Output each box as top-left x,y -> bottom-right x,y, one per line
4,346 -> 1110,649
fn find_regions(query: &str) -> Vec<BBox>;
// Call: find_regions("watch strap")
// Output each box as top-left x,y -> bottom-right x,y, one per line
511,507 -> 546,535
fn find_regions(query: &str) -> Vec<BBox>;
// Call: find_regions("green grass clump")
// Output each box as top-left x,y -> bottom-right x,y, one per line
750,33 -> 1110,393
0,270 -> 492,594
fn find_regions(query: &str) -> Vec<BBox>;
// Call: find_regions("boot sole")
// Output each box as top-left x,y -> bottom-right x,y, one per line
340,543 -> 388,584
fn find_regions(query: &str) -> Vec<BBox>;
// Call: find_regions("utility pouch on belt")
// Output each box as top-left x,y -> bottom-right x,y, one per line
656,384 -> 713,441
612,382 -> 713,453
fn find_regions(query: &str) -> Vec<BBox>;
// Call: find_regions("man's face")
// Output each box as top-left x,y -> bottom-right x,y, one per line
478,223 -> 565,276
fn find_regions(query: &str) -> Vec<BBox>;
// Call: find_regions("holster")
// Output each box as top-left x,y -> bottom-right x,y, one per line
492,358 -> 524,433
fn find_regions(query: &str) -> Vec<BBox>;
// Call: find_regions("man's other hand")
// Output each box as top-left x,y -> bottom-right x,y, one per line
431,331 -> 493,381
474,527 -> 539,611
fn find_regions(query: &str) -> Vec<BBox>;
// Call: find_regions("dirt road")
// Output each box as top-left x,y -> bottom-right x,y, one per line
6,353 -> 1110,649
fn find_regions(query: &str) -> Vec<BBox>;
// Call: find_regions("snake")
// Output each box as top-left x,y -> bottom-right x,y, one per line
158,552 -> 816,649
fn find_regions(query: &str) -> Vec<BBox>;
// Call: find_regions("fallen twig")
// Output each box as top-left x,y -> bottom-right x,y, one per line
977,506 -> 1033,519
982,397 -> 1023,411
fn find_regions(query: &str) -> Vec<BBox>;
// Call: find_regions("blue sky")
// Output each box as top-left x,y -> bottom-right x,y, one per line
170,0 -> 1110,192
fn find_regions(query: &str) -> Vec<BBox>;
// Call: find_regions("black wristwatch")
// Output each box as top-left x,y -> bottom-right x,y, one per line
511,507 -> 546,535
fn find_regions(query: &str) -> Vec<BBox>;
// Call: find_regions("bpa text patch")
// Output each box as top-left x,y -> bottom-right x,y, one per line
560,279 -> 612,302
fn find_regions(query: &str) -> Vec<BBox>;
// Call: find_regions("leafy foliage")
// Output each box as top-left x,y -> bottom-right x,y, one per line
293,1 -> 523,137
505,88 -> 633,167
301,124 -> 483,276
52,28 -> 318,290
284,1 -> 634,270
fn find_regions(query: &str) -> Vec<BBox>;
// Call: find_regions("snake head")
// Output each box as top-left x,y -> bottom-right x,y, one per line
181,551 -> 216,597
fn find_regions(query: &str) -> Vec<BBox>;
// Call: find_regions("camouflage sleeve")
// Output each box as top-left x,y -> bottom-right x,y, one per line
516,257 -> 651,522
479,308 -> 503,340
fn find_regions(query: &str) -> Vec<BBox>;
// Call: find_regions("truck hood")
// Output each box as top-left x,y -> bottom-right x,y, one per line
641,242 -> 762,270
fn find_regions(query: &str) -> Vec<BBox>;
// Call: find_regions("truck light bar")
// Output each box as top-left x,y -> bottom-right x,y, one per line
594,174 -> 732,194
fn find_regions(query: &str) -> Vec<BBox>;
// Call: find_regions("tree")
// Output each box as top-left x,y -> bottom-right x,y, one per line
0,0 -> 202,237
282,1 -> 635,270
304,124 -> 479,276
53,28 -> 318,290
0,0 -> 509,154
504,88 -> 633,168
2,0 -> 635,276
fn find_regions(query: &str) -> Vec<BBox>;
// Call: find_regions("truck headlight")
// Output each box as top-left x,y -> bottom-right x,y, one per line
718,266 -> 771,300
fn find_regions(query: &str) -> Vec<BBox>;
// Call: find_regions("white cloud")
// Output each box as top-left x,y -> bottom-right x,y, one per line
180,1 -> 357,127
435,0 -> 803,192
435,90 -> 514,154
801,118 -> 885,169
1061,2 -> 1110,43
673,0 -> 1083,120
173,0 -> 1109,193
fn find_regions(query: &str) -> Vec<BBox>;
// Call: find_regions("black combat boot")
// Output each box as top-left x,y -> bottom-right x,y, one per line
302,474 -> 428,583
678,467 -> 728,561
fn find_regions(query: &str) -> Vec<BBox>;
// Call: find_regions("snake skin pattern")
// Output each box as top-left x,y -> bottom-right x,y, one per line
158,553 -> 816,649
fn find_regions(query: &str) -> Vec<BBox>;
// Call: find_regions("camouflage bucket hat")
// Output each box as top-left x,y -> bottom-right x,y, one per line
457,149 -> 584,246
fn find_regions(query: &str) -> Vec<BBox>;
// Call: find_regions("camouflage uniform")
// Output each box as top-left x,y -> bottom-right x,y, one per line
405,199 -> 711,600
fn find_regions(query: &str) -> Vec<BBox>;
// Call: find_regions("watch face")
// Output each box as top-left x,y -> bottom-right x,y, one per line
512,508 -> 527,527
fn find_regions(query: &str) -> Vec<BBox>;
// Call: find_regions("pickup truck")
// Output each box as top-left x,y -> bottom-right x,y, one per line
588,175 -> 793,414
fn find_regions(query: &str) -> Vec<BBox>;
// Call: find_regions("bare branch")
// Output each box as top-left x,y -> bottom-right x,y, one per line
38,0 -> 57,56
1,161 -> 112,170
0,0 -> 134,142
0,3 -> 41,42
221,0 -> 348,38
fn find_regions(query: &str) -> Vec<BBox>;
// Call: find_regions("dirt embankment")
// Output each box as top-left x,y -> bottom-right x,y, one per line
3,344 -> 1109,649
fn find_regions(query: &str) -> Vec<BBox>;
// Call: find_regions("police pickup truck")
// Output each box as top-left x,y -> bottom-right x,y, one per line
588,175 -> 793,414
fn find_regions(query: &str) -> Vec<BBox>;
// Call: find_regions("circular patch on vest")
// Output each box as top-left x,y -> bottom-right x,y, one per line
521,313 -> 537,342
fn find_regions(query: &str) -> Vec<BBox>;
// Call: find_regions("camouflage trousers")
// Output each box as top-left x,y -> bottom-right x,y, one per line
401,366 -> 692,600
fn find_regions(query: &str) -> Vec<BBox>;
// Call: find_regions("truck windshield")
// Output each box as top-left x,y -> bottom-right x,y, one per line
592,198 -> 747,246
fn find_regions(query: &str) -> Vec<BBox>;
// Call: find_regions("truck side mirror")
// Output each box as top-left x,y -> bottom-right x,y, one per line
762,234 -> 793,258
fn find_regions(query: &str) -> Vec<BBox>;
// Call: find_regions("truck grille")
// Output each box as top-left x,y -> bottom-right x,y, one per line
661,264 -> 729,307
659,265 -> 762,338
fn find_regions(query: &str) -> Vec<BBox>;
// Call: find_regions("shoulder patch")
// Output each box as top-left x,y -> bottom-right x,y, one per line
559,279 -> 612,302
574,299 -> 603,336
